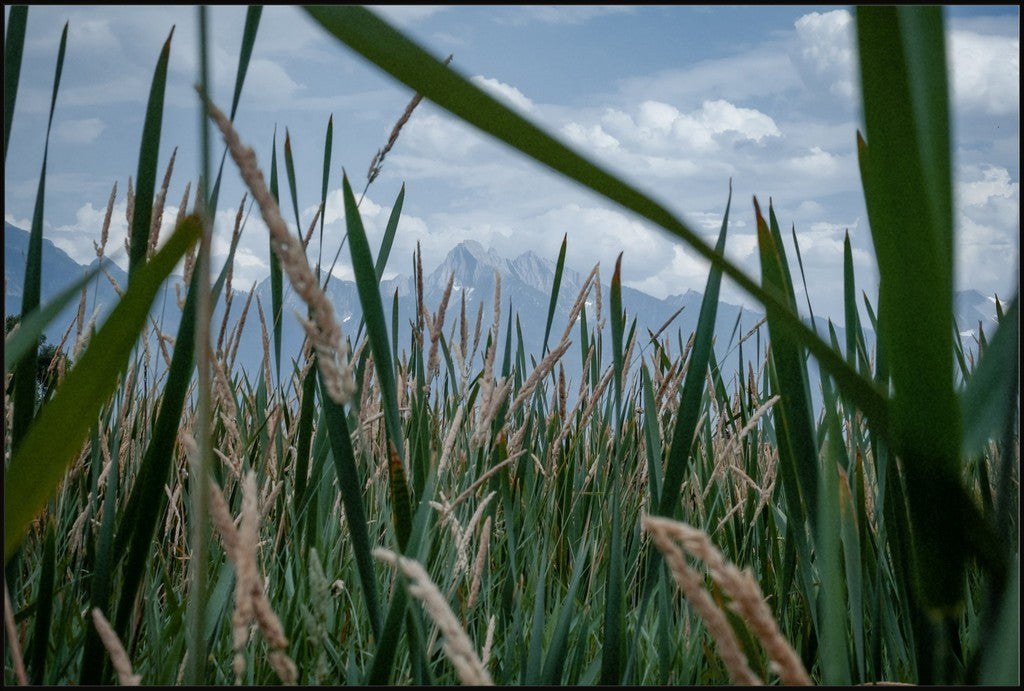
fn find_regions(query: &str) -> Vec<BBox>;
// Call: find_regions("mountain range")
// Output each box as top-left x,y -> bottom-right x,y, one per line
3,221 -> 1001,399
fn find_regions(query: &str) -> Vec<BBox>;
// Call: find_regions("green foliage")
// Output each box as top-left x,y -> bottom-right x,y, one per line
2,5 -> 1017,687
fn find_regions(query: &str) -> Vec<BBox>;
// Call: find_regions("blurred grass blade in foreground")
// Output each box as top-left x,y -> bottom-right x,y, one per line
4,216 -> 202,562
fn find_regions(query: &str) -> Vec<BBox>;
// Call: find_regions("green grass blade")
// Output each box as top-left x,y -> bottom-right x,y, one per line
11,21 -> 67,458
341,172 -> 411,547
319,115 -> 332,270
818,402 -> 853,685
228,5 -> 262,121
640,362 -> 662,507
960,294 -> 1019,459
4,216 -> 201,562
600,486 -> 624,684
843,231 -> 860,364
3,4 -> 27,159
28,517 -> 55,684
789,222 -> 817,326
542,233 -> 568,354
657,183 -> 731,519
756,198 -> 818,529
856,6 -> 974,615
373,184 -> 405,282
320,376 -> 382,640
284,129 -> 303,235
112,253 -> 203,639
303,5 -> 887,430
79,433 -> 120,684
541,537 -> 590,685
269,128 -> 284,379
610,253 -> 625,423
978,558 -> 1019,685
127,27 -> 173,279
524,560 -> 547,685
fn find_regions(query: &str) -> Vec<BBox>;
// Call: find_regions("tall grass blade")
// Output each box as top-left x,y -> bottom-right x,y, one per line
373,184 -> 405,282
112,242 -> 203,640
11,21 -> 67,458
28,517 -> 55,684
755,199 -> 818,529
127,27 -> 173,279
3,4 -> 27,159
341,172 -> 411,547
269,129 -> 284,378
542,537 -> 590,685
228,5 -> 261,121
856,6 -> 990,616
657,183 -> 731,519
319,379 -> 382,639
4,216 -> 201,562
284,130 -> 303,235
79,432 -> 120,684
960,294 -> 1019,459
319,115 -> 332,270
542,233 -> 568,355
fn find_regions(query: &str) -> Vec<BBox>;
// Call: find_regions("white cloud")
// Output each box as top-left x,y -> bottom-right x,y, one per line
948,30 -> 1020,116
369,5 -> 450,27
955,164 -> 1019,296
54,118 -> 105,145
500,6 -> 634,26
560,122 -> 620,151
471,75 -> 535,114
595,99 -> 779,157
791,9 -> 856,101
957,165 -> 1018,209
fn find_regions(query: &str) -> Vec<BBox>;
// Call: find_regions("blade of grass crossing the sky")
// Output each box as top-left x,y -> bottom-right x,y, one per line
600,253 -> 626,684
269,129 -> 284,379
284,130 -> 303,237
543,233 -> 568,355
127,27 -> 173,279
759,198 -> 818,526
4,216 -> 201,562
789,222 -> 817,328
657,183 -> 731,520
373,185 -> 405,282
3,4 -> 27,159
229,6 -> 261,121
303,6 -> 887,434
319,115 -> 332,272
341,172 -> 412,548
11,21 -> 66,458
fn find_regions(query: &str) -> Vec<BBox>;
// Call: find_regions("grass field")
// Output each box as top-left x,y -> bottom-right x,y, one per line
4,5 -> 1019,685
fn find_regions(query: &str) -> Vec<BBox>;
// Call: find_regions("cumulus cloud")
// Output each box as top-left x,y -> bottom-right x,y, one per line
791,9 -> 856,101
955,164 -> 1019,294
591,99 -> 780,158
471,75 -> 535,114
369,5 -> 450,27
948,30 -> 1020,116
499,6 -> 634,26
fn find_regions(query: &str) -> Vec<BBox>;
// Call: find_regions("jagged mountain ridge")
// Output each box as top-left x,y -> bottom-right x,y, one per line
6,221 -> 997,397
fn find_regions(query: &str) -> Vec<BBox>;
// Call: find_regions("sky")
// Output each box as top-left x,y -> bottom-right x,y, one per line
3,5 -> 1020,326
